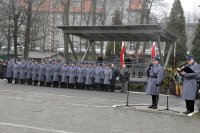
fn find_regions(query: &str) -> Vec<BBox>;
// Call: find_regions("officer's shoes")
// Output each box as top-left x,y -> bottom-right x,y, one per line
152,105 -> 157,109
183,111 -> 192,115
148,105 -> 154,108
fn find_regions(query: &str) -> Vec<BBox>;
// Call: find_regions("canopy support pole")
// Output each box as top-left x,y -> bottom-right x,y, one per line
164,43 -> 173,69
81,40 -> 93,61
157,34 -> 163,65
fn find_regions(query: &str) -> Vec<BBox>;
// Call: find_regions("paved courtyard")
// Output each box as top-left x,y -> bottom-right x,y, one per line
0,81 -> 199,133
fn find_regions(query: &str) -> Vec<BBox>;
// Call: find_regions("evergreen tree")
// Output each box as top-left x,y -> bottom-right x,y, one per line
191,20 -> 200,63
105,9 -> 122,59
166,0 -> 187,66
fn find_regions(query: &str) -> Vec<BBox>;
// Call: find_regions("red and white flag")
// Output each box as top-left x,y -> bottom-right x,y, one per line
151,42 -> 156,59
120,41 -> 126,67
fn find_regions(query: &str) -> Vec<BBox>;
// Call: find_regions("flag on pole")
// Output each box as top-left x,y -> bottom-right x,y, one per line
120,41 -> 126,67
151,42 -> 156,59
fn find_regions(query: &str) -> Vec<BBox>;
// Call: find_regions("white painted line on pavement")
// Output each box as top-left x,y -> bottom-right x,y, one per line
0,122 -> 74,133
0,96 -> 111,109
129,91 -> 174,97
0,89 -> 126,103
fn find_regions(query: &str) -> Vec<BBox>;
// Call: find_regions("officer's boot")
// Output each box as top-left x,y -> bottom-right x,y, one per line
152,95 -> 159,109
148,95 -> 155,108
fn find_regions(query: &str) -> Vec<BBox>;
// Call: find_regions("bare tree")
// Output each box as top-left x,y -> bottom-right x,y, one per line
23,0 -> 33,59
11,0 -> 27,58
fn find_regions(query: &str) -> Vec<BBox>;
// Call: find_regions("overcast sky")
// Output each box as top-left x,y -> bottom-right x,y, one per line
167,0 -> 200,13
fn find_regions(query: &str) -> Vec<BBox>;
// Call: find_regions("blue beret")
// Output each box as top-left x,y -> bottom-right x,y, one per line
153,56 -> 160,61
186,55 -> 194,60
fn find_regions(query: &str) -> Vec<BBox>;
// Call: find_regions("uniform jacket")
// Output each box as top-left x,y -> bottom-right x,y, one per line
103,67 -> 112,85
145,64 -> 164,95
111,67 -> 119,86
19,63 -> 27,79
45,64 -> 54,82
182,63 -> 200,100
85,67 -> 93,85
77,66 -> 85,83
32,64 -> 39,81
94,66 -> 102,84
38,64 -> 46,81
69,66 -> 77,84
26,63 -> 33,79
6,61 -> 13,78
13,63 -> 20,79
53,63 -> 62,81
61,65 -> 69,83
119,68 -> 130,82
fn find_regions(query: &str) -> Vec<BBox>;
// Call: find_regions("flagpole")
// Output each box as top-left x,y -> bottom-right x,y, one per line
174,42 -> 177,70
114,41 -> 116,54
150,40 -> 152,59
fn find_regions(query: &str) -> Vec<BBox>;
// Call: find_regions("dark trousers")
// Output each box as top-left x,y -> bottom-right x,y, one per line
76,83 -> 81,89
40,81 -> 45,86
27,79 -> 32,85
20,79 -> 25,84
102,84 -> 110,92
7,78 -> 13,83
100,84 -> 104,91
77,83 -> 85,90
33,80 -> 38,86
85,85 -> 92,90
69,83 -> 75,89
185,100 -> 195,112
95,83 -> 101,91
46,82 -> 52,87
61,82 -> 67,88
152,95 -> 159,106
14,78 -> 19,84
53,81 -> 59,88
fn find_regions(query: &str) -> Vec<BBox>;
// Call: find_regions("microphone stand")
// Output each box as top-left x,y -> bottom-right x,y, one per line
113,80 -> 149,108
158,77 -> 179,113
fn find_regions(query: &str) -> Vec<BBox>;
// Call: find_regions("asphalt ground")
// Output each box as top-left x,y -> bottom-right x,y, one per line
0,80 -> 199,133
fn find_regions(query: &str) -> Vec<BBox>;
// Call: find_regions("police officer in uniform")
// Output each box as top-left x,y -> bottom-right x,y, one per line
6,59 -> 14,83
61,63 -> 69,88
94,63 -> 103,91
85,63 -> 93,90
0,59 -> 4,80
38,60 -> 46,86
13,60 -> 20,84
100,63 -> 106,91
52,60 -> 62,88
45,61 -> 53,87
19,60 -> 27,84
102,64 -> 113,91
110,64 -> 119,92
179,55 -> 200,114
32,60 -> 39,86
77,63 -> 85,89
146,57 -> 164,109
26,60 -> 33,85
69,62 -> 77,89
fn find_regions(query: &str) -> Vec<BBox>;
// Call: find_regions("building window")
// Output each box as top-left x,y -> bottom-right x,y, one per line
55,29 -> 60,35
97,0 -> 104,9
71,0 -> 82,8
74,14 -> 81,23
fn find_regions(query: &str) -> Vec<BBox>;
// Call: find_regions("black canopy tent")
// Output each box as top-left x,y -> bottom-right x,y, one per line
58,25 -> 178,68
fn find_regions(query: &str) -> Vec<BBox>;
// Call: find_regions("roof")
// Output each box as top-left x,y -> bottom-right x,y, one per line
28,52 -> 62,59
58,25 -> 178,42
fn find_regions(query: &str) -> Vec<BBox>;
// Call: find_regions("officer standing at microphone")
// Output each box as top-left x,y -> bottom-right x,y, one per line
179,55 -> 200,114
146,56 -> 164,109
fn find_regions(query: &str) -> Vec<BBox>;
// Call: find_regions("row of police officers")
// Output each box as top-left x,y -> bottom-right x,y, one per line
6,59 -> 118,91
